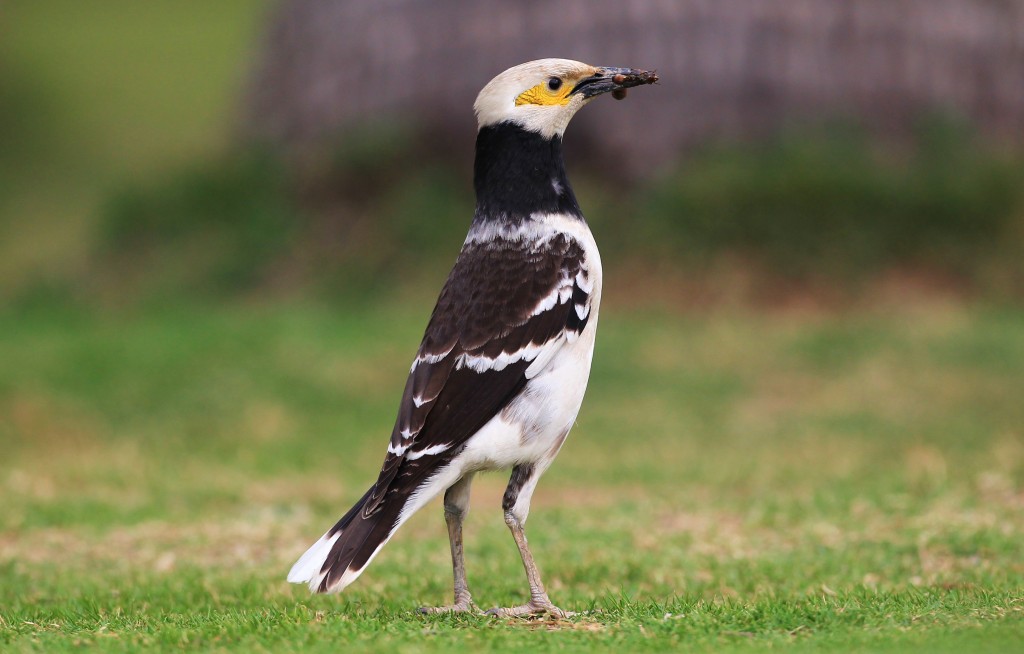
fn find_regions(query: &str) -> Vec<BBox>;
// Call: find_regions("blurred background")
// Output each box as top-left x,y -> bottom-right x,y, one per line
4,0 -> 1024,308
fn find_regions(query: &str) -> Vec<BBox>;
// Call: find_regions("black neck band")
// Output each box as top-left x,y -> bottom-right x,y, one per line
472,122 -> 583,224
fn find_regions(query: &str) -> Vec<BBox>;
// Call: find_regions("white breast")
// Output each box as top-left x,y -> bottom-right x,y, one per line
457,213 -> 602,473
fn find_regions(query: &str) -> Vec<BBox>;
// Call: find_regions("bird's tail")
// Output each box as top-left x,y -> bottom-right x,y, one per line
287,485 -> 409,594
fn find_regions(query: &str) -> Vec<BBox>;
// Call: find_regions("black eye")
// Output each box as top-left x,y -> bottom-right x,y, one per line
547,77 -> 562,91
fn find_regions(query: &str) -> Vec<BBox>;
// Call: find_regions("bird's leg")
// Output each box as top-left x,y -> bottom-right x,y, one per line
488,510 -> 574,618
419,473 -> 478,614
486,464 -> 573,619
443,502 -> 474,608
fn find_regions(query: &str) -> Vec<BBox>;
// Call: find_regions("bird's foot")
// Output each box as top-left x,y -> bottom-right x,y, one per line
485,596 -> 574,619
417,597 -> 479,615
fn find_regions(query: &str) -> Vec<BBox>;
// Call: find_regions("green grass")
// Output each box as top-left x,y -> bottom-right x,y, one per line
1,299 -> 1022,651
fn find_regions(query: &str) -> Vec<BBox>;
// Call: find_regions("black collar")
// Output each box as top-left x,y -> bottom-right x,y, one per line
472,122 -> 583,224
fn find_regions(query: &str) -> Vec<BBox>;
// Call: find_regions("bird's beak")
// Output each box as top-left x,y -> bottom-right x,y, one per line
569,67 -> 659,99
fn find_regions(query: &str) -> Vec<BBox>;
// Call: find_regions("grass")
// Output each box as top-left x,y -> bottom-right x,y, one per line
1,297 -> 1022,651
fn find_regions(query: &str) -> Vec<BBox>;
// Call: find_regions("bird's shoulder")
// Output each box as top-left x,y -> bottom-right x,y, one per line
422,224 -> 594,356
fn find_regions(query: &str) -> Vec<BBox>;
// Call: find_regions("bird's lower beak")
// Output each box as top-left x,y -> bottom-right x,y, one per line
570,67 -> 659,98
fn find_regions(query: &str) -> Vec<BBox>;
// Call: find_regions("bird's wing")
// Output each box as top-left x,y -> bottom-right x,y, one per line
363,231 -> 594,515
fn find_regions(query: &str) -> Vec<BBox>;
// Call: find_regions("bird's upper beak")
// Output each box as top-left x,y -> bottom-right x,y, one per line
570,67 -> 659,98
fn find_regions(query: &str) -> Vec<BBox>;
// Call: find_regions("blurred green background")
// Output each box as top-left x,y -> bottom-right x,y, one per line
3,0 -> 1024,306
1,2 -> 1023,651
1,0 -> 272,303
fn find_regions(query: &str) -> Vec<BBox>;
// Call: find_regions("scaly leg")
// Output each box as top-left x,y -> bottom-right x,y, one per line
486,464 -> 573,618
419,473 -> 478,614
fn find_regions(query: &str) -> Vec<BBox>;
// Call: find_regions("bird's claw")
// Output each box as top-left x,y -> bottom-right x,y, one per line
417,599 -> 479,615
485,600 -> 575,619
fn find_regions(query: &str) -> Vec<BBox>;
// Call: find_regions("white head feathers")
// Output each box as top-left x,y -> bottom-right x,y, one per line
473,59 -> 599,139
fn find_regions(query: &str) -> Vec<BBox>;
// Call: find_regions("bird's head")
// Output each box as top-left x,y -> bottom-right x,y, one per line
474,58 -> 658,139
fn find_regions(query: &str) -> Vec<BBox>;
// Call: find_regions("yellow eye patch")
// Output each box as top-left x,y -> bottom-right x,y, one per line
515,79 -> 573,106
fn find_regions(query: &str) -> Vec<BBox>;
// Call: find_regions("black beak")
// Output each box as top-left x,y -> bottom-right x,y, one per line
570,67 -> 659,98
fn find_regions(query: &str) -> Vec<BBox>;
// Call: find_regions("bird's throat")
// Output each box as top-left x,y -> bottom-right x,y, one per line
472,122 -> 583,224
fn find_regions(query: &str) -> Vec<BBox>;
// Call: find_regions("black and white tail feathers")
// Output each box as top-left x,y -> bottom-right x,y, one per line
286,486 -> 409,594
287,487 -> 371,592
288,448 -> 461,594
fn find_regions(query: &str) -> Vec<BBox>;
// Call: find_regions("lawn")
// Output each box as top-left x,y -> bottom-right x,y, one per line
1,298 -> 1022,651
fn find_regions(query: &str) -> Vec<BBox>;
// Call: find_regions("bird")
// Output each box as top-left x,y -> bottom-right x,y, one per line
287,58 -> 658,617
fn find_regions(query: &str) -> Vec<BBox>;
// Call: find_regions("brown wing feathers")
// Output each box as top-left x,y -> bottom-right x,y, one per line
362,233 -> 588,516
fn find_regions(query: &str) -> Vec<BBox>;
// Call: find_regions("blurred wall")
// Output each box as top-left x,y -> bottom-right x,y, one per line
244,0 -> 1024,175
